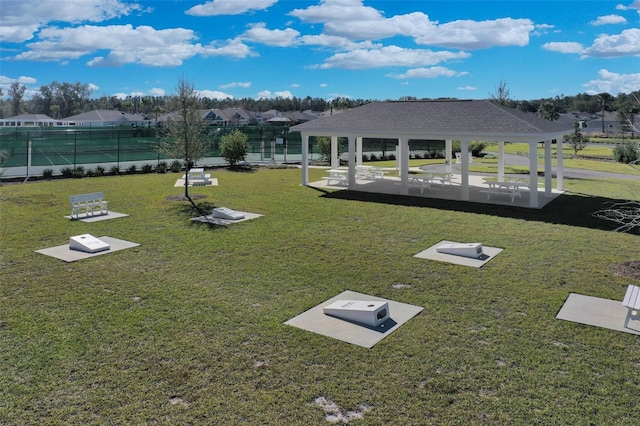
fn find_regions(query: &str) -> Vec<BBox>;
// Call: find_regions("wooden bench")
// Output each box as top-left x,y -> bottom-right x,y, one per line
69,192 -> 108,219
622,284 -> 640,328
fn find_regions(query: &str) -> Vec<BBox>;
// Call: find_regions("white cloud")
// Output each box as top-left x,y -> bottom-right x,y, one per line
542,29 -> 640,58
315,45 -> 470,70
387,67 -> 467,79
148,87 -> 166,96
616,1 -> 640,14
591,15 -> 627,26
586,28 -> 640,57
10,22 -> 256,65
299,34 -> 379,50
186,0 -> 278,16
256,90 -> 293,99
219,81 -> 252,89
197,89 -> 233,99
457,86 -> 478,91
290,1 -> 534,50
542,41 -> 586,54
14,24 -> 201,66
0,0 -> 147,43
414,18 -> 534,50
240,23 -> 299,47
583,69 -> 640,94
201,38 -> 256,59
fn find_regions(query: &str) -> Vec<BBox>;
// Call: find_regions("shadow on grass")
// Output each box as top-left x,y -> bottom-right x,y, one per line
320,188 -> 640,235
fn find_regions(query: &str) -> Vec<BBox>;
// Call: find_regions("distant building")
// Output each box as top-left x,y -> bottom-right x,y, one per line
0,113 -> 62,127
63,110 -> 150,127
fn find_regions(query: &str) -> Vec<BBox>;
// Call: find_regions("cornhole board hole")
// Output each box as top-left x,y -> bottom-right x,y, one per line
212,207 -> 245,220
285,290 -> 423,348
69,234 -> 110,253
414,240 -> 502,268
35,236 -> 140,262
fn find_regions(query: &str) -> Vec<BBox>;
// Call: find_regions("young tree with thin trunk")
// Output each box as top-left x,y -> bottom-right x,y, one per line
158,77 -> 206,199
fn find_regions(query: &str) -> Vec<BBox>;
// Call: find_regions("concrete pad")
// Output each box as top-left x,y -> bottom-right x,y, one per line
190,211 -> 262,226
556,293 -> 640,335
413,240 -> 503,268
174,177 -> 219,187
64,211 -> 129,222
35,236 -> 140,262
284,290 -> 423,348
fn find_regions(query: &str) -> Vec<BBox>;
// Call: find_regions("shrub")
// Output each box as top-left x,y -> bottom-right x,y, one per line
156,161 -> 168,173
362,154 -> 369,162
60,166 -> 73,178
369,153 -> 377,161
613,142 -> 639,164
73,166 -> 85,178
84,168 -> 94,177
127,164 -> 137,174
43,168 -> 54,179
141,164 -> 154,173
109,165 -> 120,175
388,153 -> 396,161
95,165 -> 105,176
469,142 -> 487,157
220,129 -> 249,167
170,160 -> 183,173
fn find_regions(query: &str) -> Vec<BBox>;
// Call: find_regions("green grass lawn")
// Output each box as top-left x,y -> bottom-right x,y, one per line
2,168 -> 640,424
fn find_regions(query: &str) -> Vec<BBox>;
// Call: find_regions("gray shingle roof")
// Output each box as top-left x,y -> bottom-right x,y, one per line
290,100 -> 568,140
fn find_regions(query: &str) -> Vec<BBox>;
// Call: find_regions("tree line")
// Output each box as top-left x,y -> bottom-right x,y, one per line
1,79 -> 638,125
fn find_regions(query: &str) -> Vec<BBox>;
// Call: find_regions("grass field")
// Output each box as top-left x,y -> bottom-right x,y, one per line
1,167 -> 640,424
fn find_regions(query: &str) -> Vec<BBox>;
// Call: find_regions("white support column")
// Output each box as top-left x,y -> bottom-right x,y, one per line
529,142 -> 539,208
301,133 -> 309,186
331,136 -> 338,169
399,137 -> 410,195
356,137 -> 363,166
347,136 -> 356,188
461,140 -> 470,201
445,140 -> 452,174
544,139 -> 552,198
498,141 -> 505,182
556,138 -> 564,191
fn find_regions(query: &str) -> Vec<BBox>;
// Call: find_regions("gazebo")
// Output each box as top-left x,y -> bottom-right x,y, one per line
289,100 -> 569,208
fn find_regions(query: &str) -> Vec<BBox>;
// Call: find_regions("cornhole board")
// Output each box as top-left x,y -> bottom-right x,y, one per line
35,236 -> 140,262
414,240 -> 502,268
285,290 -> 423,348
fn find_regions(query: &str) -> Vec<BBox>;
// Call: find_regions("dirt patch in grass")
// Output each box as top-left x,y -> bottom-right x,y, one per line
611,260 -> 640,278
165,194 -> 207,202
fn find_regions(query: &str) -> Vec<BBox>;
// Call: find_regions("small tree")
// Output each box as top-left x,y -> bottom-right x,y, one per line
0,149 -> 10,182
565,121 -> 589,157
537,101 -> 559,121
317,136 -> 332,162
220,129 -> 249,167
157,77 -> 206,198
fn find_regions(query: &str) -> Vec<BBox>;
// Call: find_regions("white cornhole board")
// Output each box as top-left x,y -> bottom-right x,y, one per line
285,290 -> 423,348
436,242 -> 483,259
69,234 -> 110,253
212,207 -> 245,220
324,300 -> 389,327
414,240 -> 502,268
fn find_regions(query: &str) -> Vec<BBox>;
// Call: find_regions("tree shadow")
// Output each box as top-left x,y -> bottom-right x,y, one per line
321,188 -> 640,235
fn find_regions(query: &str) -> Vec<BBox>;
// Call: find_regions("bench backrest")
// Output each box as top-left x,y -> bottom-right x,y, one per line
70,192 -> 104,204
623,285 -> 640,310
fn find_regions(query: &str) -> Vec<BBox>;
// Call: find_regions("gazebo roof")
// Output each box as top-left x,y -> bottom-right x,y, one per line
290,100 -> 568,142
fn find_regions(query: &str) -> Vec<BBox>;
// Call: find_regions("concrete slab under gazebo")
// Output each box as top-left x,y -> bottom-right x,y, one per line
289,100 -> 569,209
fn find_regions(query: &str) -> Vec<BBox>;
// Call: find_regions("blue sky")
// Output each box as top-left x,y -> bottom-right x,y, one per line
1,0 -> 639,103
